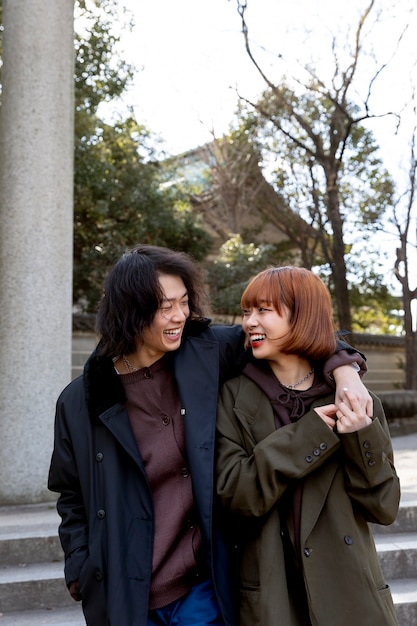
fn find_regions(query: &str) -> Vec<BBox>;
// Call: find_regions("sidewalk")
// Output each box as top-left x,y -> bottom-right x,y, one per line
391,431 -> 417,504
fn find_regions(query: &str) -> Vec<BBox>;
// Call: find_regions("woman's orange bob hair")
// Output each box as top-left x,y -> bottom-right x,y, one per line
241,266 -> 337,361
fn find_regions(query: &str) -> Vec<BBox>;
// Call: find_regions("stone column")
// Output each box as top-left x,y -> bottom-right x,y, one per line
0,0 -> 74,504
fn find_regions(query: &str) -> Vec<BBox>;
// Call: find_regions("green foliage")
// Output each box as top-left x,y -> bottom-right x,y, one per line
73,115 -> 211,310
74,0 -> 134,115
73,1 -> 210,311
347,265 -> 403,335
258,89 -> 393,237
205,235 -> 290,318
240,84 -> 396,331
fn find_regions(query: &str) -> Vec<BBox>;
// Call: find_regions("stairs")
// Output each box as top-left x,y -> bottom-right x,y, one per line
0,435 -> 416,625
0,502 -> 84,625
373,497 -> 417,625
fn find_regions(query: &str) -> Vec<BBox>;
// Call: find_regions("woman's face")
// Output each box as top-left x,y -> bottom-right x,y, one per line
138,273 -> 190,365
242,301 -> 291,360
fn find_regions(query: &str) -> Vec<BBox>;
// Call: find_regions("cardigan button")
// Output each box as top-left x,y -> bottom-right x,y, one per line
181,467 -> 190,478
162,415 -> 170,426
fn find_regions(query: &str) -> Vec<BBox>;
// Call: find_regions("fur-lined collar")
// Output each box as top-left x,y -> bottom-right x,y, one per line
83,349 -> 125,421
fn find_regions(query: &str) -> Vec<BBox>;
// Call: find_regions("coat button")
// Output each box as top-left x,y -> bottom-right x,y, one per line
97,509 -> 106,519
368,459 -> 376,467
363,440 -> 371,449
319,442 -> 327,450
96,452 -> 103,462
365,451 -> 372,458
304,548 -> 311,557
305,455 -> 313,463
313,448 -> 320,456
95,571 -> 103,582
344,535 -> 353,545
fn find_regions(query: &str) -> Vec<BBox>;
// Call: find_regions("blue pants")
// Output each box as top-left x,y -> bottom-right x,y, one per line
147,578 -> 224,625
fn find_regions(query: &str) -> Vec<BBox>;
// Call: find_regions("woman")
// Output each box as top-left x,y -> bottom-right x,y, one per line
48,247 -> 372,626
216,266 -> 400,626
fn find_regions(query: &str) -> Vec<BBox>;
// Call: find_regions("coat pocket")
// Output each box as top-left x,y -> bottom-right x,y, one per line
377,584 -> 398,625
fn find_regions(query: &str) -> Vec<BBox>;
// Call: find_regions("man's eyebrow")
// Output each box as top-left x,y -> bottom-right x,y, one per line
162,290 -> 189,302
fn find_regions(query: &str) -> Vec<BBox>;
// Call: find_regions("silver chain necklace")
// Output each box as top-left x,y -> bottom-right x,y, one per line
283,367 -> 314,390
122,355 -> 139,372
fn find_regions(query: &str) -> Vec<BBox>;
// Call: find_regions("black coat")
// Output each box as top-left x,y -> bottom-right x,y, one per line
48,320 -> 246,626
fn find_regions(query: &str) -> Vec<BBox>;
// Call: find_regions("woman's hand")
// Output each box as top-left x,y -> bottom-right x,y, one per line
335,390 -> 372,433
314,403 -> 338,430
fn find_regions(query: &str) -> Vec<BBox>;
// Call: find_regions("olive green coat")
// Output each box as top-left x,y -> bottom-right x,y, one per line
216,376 -> 400,626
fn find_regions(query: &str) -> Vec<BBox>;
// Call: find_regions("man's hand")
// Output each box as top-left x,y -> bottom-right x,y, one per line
68,580 -> 81,602
333,364 -> 373,417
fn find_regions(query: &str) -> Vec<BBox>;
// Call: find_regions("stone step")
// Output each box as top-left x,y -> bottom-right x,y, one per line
0,605 -> 85,625
375,531 -> 417,580
0,495 -> 415,621
0,561 -> 72,613
390,578 -> 417,626
0,503 -> 62,567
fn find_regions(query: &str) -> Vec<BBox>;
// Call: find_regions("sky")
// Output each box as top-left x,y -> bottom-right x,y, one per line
104,0 -> 417,303
113,0 -> 417,170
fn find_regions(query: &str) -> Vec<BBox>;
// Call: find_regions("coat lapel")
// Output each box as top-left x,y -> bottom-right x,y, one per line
301,456 -> 339,542
98,403 -> 146,472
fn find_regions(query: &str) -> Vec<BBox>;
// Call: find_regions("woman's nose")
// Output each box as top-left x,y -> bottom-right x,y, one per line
246,312 -> 258,327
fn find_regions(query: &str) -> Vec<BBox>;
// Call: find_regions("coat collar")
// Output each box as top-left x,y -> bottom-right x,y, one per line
83,348 -> 125,421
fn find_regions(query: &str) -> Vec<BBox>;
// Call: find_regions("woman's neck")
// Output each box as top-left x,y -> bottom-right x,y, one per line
268,355 -> 314,390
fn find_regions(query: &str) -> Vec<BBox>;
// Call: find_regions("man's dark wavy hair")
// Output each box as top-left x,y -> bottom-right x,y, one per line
96,244 -> 207,358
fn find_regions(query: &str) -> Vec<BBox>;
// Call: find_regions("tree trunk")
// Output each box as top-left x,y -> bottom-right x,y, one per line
326,175 -> 352,332
403,289 -> 417,390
